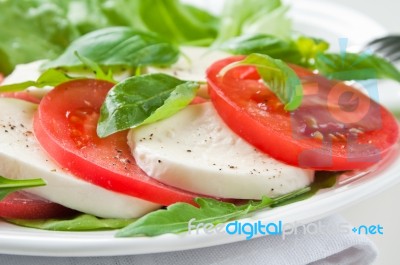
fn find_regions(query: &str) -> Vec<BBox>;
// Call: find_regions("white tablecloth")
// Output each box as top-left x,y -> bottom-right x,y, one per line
0,215 -> 377,265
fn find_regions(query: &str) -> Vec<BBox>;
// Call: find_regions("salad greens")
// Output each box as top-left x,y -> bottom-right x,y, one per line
213,0 -> 291,45
6,214 -> 135,231
97,73 -> 199,137
0,0 -> 292,75
316,53 -> 400,82
219,53 -> 303,111
42,27 -> 180,71
117,171 -> 337,237
0,0 -> 80,75
219,34 -> 303,65
220,34 -> 400,82
0,176 -> 46,201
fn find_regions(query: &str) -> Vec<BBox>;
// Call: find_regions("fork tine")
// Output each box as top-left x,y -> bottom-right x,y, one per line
390,52 -> 400,62
367,37 -> 400,53
364,35 -> 400,63
374,42 -> 400,59
366,35 -> 399,48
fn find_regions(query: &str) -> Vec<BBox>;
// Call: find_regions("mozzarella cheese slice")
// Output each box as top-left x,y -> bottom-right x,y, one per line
129,102 -> 314,199
0,98 -> 160,218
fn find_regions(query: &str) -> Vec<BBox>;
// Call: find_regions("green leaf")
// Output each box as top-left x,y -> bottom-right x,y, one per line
218,34 -> 302,64
296,36 -> 330,68
74,52 -> 116,83
220,53 -> 303,111
0,0 -> 80,75
116,172 -> 339,237
42,27 -> 180,70
116,188 -> 310,237
315,53 -> 400,82
0,69 -> 73,92
0,176 -> 46,201
6,214 -> 135,231
97,73 -> 199,137
213,0 -> 291,45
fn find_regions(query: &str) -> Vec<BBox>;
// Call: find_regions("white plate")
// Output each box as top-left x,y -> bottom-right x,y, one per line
0,0 -> 398,257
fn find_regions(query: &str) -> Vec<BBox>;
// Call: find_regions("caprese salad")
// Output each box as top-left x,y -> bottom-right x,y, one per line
0,0 -> 399,237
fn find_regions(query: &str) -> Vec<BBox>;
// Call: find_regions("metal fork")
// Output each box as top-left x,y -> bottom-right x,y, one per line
364,35 -> 400,63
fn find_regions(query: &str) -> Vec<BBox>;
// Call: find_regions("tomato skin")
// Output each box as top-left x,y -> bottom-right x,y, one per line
0,92 -> 41,104
0,192 -> 77,220
34,79 -> 203,206
207,56 -> 399,170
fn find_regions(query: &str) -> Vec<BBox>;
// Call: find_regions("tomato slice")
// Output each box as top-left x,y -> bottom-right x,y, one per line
207,56 -> 399,170
33,79 -> 204,206
0,191 -> 77,219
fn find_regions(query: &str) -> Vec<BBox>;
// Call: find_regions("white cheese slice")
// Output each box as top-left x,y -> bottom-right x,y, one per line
0,98 -> 160,218
129,102 -> 314,199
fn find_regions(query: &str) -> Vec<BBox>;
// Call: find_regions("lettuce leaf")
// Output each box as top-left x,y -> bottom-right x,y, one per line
213,0 -> 291,45
0,0 -> 80,75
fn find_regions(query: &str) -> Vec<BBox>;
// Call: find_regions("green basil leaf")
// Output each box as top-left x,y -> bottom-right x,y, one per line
0,176 -> 46,201
315,53 -> 400,82
218,34 -> 302,64
0,69 -> 73,92
42,27 -> 180,70
220,53 -> 303,111
97,73 -> 199,138
116,187 -> 310,237
6,214 -> 135,231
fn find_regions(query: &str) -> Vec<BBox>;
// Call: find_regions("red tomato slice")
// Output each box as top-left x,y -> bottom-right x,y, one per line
0,191 -> 77,219
207,56 -> 399,170
0,92 -> 41,104
33,79 -> 203,206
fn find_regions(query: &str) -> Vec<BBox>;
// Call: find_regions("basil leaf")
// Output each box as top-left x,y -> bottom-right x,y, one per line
219,34 -> 302,64
6,214 -> 134,231
0,176 -> 46,201
97,73 -> 199,138
0,69 -> 73,92
116,188 -> 310,237
42,27 -> 180,70
315,53 -> 400,82
220,53 -> 303,111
